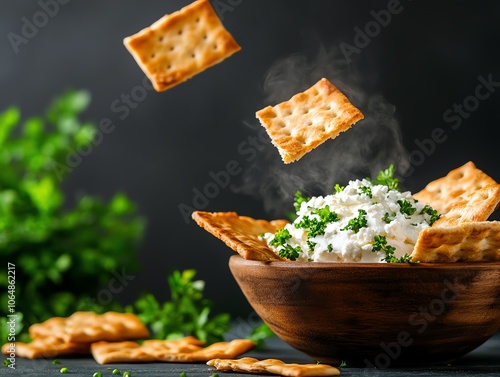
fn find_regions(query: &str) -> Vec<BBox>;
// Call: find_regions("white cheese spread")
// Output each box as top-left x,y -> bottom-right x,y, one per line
261,179 -> 437,263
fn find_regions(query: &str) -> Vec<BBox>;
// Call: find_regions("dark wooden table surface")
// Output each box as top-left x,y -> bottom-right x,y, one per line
4,332 -> 499,376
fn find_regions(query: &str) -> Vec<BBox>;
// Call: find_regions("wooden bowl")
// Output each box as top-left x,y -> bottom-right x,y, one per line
229,255 -> 500,367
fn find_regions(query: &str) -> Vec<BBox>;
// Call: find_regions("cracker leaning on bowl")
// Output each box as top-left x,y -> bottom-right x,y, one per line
123,0 -> 240,92
256,78 -> 364,163
193,161 -> 500,263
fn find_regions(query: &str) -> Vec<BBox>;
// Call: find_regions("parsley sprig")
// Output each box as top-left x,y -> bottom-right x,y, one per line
341,209 -> 368,233
358,186 -> 373,198
398,199 -> 417,217
420,205 -> 441,226
368,164 -> 399,191
372,235 -> 413,263
269,229 -> 302,260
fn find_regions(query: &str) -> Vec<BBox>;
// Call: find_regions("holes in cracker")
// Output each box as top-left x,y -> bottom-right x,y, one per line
213,43 -> 218,50
177,29 -> 183,35
159,36 -> 164,42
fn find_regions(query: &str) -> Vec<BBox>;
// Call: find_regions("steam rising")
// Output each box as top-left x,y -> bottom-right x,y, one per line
233,44 -> 410,218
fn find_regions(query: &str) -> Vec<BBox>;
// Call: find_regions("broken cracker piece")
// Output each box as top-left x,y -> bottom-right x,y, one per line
91,337 -> 255,364
411,221 -> 500,262
29,311 -> 149,343
207,357 -> 341,376
1,337 -> 90,359
256,77 -> 364,163
123,0 -> 241,92
192,211 -> 288,261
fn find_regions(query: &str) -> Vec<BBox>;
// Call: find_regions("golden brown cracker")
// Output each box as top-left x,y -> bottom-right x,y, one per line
413,161 -> 500,226
123,0 -> 241,92
411,221 -> 500,262
1,337 -> 90,359
256,77 -> 364,163
192,211 -> 288,261
29,311 -> 149,343
91,337 -> 255,364
207,357 -> 341,376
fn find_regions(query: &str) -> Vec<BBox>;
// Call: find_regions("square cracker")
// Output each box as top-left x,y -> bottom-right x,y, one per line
192,211 -> 289,261
1,337 -> 90,359
91,337 -> 255,364
29,311 -> 149,343
413,161 -> 500,226
411,221 -> 500,262
256,78 -> 364,163
123,0 -> 241,92
207,357 -> 341,376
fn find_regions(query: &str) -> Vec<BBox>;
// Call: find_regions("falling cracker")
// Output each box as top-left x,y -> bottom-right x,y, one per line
411,221 -> 500,262
91,337 -> 255,364
29,311 -> 150,343
123,0 -> 241,92
413,161 -> 500,226
256,77 -> 364,163
207,357 -> 341,377
1,337 -> 90,359
192,211 -> 289,261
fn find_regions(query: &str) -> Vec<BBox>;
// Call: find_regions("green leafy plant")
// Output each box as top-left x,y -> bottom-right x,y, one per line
0,90 -> 145,336
127,270 -> 231,345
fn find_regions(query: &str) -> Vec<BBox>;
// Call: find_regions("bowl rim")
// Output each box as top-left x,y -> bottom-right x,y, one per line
229,254 -> 500,269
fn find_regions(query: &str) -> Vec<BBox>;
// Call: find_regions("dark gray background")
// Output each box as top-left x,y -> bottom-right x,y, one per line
1,0 -> 500,317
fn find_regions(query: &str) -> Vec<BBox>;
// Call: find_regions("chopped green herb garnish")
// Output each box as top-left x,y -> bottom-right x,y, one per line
60,367 -> 69,374
93,373 -> 102,377
123,372 -> 131,377
112,369 -> 121,375
398,200 -> 416,217
278,244 -> 302,261
210,374 -> 219,377
269,228 -> 292,247
293,191 -> 310,212
313,205 -> 340,223
179,373 -> 187,377
382,212 -> 396,224
420,204 -> 441,225
358,186 -> 372,198
372,235 -> 413,263
341,209 -> 368,233
307,240 -> 317,251
3,359 -> 10,367
339,360 -> 348,368
368,164 -> 399,191
327,244 -> 333,252
334,183 -> 345,193
52,359 -> 60,365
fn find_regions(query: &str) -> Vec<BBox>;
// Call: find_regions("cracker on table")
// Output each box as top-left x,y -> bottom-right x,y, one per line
413,161 -> 500,226
91,337 -> 255,364
1,337 -> 90,359
29,311 -> 149,343
192,211 -> 288,261
256,77 -> 364,163
207,357 -> 341,376
411,221 -> 500,262
123,0 -> 241,92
